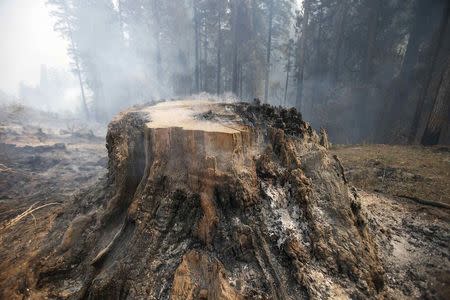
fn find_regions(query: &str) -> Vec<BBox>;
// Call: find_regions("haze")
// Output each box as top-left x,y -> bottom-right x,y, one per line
0,0 -> 448,145
0,0 -> 69,95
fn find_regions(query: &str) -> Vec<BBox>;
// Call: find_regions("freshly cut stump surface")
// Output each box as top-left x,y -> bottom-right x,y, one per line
29,100 -> 385,299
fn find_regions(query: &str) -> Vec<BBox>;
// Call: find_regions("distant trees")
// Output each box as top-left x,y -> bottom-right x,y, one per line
48,0 -> 449,145
185,0 -> 295,100
49,0 -> 295,119
290,0 -> 449,145
48,0 -> 89,119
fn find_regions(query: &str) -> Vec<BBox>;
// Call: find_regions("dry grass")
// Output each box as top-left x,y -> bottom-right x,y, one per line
331,144 -> 450,205
1,202 -> 62,231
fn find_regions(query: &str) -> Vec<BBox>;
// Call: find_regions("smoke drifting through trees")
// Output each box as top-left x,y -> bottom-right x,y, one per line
296,0 -> 450,145
47,0 -> 449,145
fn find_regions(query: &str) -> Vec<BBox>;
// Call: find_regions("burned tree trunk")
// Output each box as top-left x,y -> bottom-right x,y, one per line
409,0 -> 450,143
421,59 -> 450,145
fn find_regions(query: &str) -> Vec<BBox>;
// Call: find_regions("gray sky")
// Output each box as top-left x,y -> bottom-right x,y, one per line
0,0 -> 69,96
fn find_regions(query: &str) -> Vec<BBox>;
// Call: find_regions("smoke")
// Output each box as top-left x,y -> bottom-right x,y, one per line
0,0 -> 70,96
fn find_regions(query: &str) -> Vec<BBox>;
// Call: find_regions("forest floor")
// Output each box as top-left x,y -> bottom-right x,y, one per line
332,144 -> 450,298
0,103 -> 448,298
0,104 -> 107,295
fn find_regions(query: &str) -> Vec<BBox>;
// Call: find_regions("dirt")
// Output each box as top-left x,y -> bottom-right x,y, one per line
332,144 -> 450,299
0,101 -> 448,299
0,104 -> 107,298
360,191 -> 450,299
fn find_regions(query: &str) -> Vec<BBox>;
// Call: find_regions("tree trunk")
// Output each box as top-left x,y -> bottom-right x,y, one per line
194,0 -> 200,93
361,0 -> 380,82
231,0 -> 240,96
203,12 -> 208,92
153,0 -> 162,86
330,1 -> 347,85
264,0 -> 274,103
311,5 -> 323,108
239,63 -> 243,98
68,26 -> 89,120
358,0 -> 380,142
438,105 -> 450,144
74,56 -> 89,120
117,0 -> 125,37
216,11 -> 222,95
248,0 -> 259,99
284,40 -> 293,106
400,0 -> 430,77
421,58 -> 450,145
295,0 -> 310,111
376,0 -> 432,143
409,0 -> 449,143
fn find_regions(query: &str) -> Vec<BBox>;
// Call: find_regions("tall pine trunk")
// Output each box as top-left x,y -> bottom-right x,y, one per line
216,11 -> 222,95
231,0 -> 240,96
400,0 -> 429,77
239,63 -> 243,98
330,1 -> 347,85
376,0 -> 430,143
361,0 -> 379,82
311,5 -> 323,109
194,0 -> 200,93
153,0 -> 162,87
264,0 -> 274,103
409,0 -> 449,143
203,13 -> 208,92
68,27 -> 89,120
117,0 -> 124,37
421,59 -> 450,145
284,39 -> 293,106
358,0 -> 380,142
295,0 -> 310,111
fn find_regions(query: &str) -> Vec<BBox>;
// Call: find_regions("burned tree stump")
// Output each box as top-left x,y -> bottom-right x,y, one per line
34,100 -> 384,299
